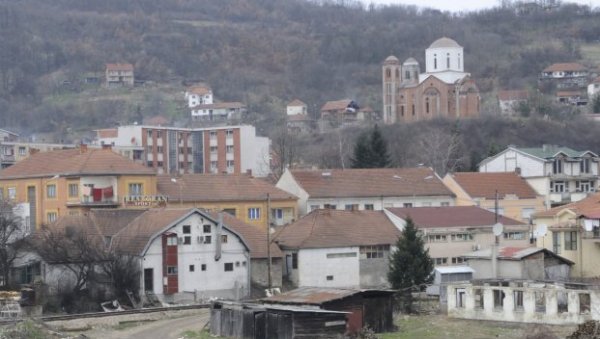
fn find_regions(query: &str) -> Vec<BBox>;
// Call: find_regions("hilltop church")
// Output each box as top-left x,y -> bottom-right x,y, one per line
382,37 -> 480,124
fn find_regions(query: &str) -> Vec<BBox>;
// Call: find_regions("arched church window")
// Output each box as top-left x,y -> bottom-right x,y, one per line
386,69 -> 391,78
426,98 -> 430,113
395,69 -> 400,78
405,70 -> 410,79
447,53 -> 450,68
434,54 -> 437,70
458,54 -> 461,68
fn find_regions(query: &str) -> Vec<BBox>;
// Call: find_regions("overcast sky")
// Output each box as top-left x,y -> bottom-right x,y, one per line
365,0 -> 599,12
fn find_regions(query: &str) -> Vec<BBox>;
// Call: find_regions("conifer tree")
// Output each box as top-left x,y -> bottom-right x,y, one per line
388,217 -> 433,312
351,125 -> 391,168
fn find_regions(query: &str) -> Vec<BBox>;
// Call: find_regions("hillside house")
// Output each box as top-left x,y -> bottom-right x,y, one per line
478,145 -> 599,206
385,206 -> 530,267
443,172 -> 545,223
540,62 -> 588,89
276,167 -> 455,216
497,90 -> 529,116
286,99 -> 314,134
105,63 -> 134,87
274,209 -> 401,289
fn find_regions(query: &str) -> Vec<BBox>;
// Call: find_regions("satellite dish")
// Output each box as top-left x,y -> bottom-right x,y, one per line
536,224 -> 548,237
492,223 -> 504,237
584,219 -> 594,232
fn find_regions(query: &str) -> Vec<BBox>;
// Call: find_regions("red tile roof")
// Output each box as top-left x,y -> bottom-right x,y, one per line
95,128 -> 118,139
386,206 -> 525,228
497,90 -> 529,101
0,148 -> 155,179
157,174 -> 298,202
274,209 -> 401,249
287,99 -> 306,107
448,172 -> 538,199
534,192 -> 600,218
187,85 -> 212,96
321,99 -> 352,112
543,63 -> 586,73
289,168 -> 453,198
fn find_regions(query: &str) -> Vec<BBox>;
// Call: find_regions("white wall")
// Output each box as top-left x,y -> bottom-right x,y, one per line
97,126 -> 143,147
276,170 -> 310,215
297,247 -> 360,288
425,46 -> 464,73
304,196 -> 454,216
142,213 -> 249,298
240,126 -> 270,177
479,148 -> 545,178
287,105 -> 306,116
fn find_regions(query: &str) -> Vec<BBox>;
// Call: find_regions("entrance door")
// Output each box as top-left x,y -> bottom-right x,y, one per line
144,268 -> 154,291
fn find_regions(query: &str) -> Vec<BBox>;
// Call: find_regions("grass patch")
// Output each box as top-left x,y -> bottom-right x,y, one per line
114,319 -> 156,330
179,329 -> 215,339
581,43 -> 600,63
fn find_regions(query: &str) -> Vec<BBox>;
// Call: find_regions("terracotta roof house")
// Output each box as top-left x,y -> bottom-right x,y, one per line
532,193 -> 600,278
497,90 -> 529,116
276,167 -> 455,216
385,206 -> 530,267
479,144 -> 599,206
157,174 -> 298,229
462,246 -> 573,280
443,172 -> 545,223
0,146 -> 158,230
185,84 -> 214,109
539,62 -> 588,93
15,208 -> 277,301
190,101 -> 246,122
274,209 -> 401,289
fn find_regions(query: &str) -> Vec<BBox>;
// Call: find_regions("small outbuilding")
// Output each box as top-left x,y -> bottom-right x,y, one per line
262,287 -> 395,334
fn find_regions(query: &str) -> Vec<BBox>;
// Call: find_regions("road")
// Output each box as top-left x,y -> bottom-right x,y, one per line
83,310 -> 210,339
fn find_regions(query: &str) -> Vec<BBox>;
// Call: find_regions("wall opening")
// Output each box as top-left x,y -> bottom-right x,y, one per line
557,291 -> 568,313
513,290 -> 524,311
474,289 -> 484,309
580,293 -> 591,314
493,289 -> 504,311
535,292 -> 545,313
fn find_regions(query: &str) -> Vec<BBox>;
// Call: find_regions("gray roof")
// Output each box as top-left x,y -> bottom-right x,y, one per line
429,37 -> 461,49
516,146 -> 597,159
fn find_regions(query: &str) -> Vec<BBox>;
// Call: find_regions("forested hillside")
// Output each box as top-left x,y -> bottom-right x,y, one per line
0,0 -> 599,172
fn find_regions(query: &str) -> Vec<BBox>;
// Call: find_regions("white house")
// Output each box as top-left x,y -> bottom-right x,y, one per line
274,209 -> 401,289
478,145 -> 599,206
276,167 -> 455,216
185,85 -> 214,108
589,76 -> 600,100
286,99 -> 307,116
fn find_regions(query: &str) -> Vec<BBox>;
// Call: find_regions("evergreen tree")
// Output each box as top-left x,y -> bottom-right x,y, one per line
592,94 -> 600,114
351,125 -> 391,168
388,217 -> 433,312
369,124 -> 391,168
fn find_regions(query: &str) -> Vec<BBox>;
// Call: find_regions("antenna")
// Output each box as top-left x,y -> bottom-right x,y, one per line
492,222 -> 504,237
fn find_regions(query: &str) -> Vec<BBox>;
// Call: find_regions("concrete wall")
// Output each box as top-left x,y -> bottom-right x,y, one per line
479,148 -> 545,178
276,170 -> 310,216
448,281 -> 600,325
359,256 -> 390,288
297,247 -> 360,288
251,257 -> 283,288
305,195 -> 454,215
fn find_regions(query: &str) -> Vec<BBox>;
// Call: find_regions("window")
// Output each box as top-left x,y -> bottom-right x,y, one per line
576,181 -> 593,193
221,235 -> 228,243
201,264 -> 206,271
226,130 -> 234,138
504,232 -> 525,240
223,208 -> 236,216
446,53 -> 450,68
8,187 -> 16,200
428,234 -> 447,243
210,146 -> 218,154
46,184 -> 56,199
157,161 -> 163,167
580,293 -> 591,314
272,208 -> 283,219
441,202 -> 450,207
324,204 -> 336,210
326,275 -> 334,281
204,235 -> 212,244
310,205 -> 320,211
425,97 -> 430,113
565,231 -> 577,250
210,131 -> 217,139
514,290 -> 524,310
474,289 -> 484,309
493,289 -> 505,310
156,131 -> 162,138
47,212 -> 58,223
553,158 -> 563,174
226,160 -> 234,169
552,232 -> 561,254
203,224 -> 211,233
551,181 -> 565,193
405,70 -> 410,79
434,257 -> 447,265
364,204 -> 374,210
68,184 -> 78,198
189,265 -> 195,272
581,158 -> 591,174
451,257 -> 465,264
210,161 -> 218,173
167,266 -> 177,275
360,245 -> 388,259
224,263 -> 234,272
226,145 -> 234,154
434,54 -> 437,69
248,207 -> 261,220
128,183 -> 143,196
183,236 -> 191,245
535,292 -> 545,313
183,225 -> 191,234
157,146 -> 163,153
403,203 -> 413,208
558,291 -> 568,313
345,204 -> 358,210
292,253 -> 298,269
18,147 -> 26,156
167,236 -> 177,246
412,104 -> 415,115
451,233 -> 473,242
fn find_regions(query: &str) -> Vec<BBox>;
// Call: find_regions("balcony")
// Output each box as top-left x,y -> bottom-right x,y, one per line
66,196 -> 120,207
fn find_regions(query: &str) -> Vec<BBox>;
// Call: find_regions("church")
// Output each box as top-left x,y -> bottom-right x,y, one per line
382,37 -> 480,124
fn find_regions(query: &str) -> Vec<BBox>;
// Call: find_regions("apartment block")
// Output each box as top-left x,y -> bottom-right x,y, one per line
94,124 -> 270,177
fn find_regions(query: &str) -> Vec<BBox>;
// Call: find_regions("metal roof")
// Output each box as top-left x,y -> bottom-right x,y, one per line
262,287 -> 394,306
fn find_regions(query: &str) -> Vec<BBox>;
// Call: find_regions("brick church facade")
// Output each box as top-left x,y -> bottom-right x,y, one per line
382,37 -> 480,124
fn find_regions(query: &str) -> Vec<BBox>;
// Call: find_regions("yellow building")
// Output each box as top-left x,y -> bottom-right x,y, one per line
157,174 -> 298,230
443,172 -> 546,224
0,145 -> 158,230
533,193 -> 600,278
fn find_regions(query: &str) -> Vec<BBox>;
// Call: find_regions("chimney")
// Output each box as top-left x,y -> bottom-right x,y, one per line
79,144 -> 88,154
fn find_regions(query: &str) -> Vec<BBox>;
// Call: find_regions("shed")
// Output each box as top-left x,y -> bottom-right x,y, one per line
210,301 -> 348,339
426,266 -> 475,304
262,287 -> 395,334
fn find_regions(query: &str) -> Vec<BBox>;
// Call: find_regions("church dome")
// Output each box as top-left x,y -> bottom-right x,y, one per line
428,37 -> 461,49
383,55 -> 400,65
403,57 -> 419,65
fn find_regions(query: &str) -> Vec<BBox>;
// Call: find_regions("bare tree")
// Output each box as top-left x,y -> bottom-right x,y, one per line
412,126 -> 467,175
0,200 -> 26,289
271,126 -> 298,179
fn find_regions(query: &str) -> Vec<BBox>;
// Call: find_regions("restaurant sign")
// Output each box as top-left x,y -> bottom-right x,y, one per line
123,195 -> 168,207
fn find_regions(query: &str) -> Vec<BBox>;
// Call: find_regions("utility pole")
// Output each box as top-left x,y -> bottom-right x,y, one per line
266,193 -> 272,290
492,190 -> 499,279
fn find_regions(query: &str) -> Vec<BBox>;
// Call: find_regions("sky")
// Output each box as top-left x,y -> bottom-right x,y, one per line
365,0 -> 600,12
